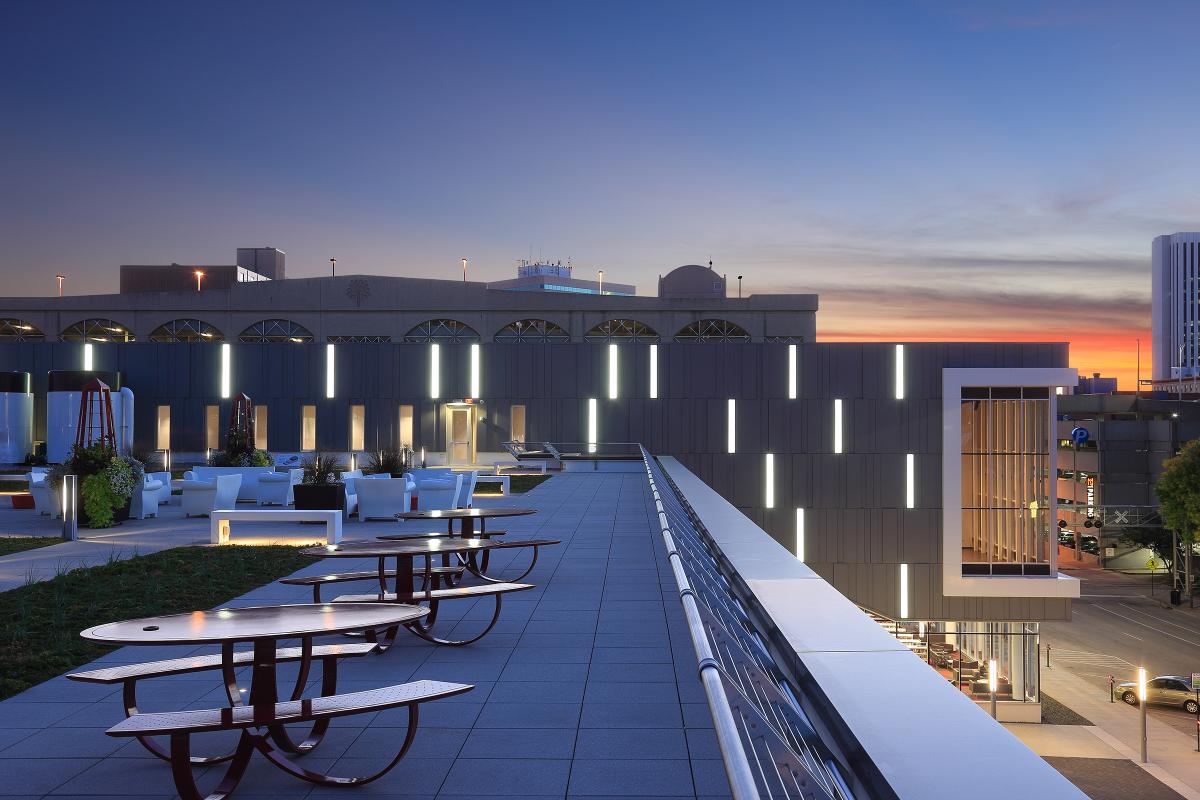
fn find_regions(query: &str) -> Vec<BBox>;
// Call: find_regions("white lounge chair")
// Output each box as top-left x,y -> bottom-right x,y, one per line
454,471 -> 479,508
147,471 -> 172,505
414,473 -> 462,511
28,478 -> 60,518
180,474 -> 242,518
355,477 -> 413,521
257,469 -> 302,507
130,476 -> 163,520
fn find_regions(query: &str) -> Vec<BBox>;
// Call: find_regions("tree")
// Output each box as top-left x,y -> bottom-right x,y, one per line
1118,526 -> 1173,567
1157,439 -> 1200,594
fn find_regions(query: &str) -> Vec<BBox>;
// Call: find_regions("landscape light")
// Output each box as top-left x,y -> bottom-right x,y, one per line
83,343 -> 93,371
470,343 -> 481,399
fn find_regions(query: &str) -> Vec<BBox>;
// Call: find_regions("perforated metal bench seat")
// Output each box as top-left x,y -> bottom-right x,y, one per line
281,567 -> 464,602
375,529 -> 508,541
68,643 -> 378,684
107,680 -> 472,737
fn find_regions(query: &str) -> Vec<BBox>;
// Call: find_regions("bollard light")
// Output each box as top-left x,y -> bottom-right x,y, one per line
350,452 -> 357,472
988,659 -> 998,719
1139,666 -> 1148,763
62,474 -> 78,541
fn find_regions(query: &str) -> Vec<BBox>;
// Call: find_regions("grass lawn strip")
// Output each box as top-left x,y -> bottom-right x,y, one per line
0,536 -> 60,558
0,544 -> 314,700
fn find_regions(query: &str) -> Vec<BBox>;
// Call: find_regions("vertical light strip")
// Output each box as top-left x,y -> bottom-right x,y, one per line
765,453 -> 775,508
833,398 -> 843,454
899,563 -> 909,619
587,398 -> 597,453
83,343 -> 93,371
894,344 -> 905,400
788,344 -> 797,399
429,343 -> 440,399
469,343 -> 481,399
794,508 -> 805,561
649,344 -> 658,399
325,343 -> 335,399
220,343 -> 231,399
905,453 -> 915,509
608,343 -> 618,399
727,398 -> 736,454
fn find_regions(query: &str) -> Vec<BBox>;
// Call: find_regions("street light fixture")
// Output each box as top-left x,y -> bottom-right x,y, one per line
55,275 -> 65,297
597,270 -> 604,295
194,270 -> 205,292
462,257 -> 468,283
330,257 -> 336,278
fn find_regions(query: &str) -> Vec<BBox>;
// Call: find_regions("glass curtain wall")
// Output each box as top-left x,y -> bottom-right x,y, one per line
961,387 -> 1052,575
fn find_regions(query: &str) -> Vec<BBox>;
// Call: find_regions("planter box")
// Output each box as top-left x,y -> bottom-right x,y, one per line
294,483 -> 346,512
11,494 -> 34,509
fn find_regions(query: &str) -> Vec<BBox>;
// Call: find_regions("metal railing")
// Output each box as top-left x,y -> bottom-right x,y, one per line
641,446 -> 855,800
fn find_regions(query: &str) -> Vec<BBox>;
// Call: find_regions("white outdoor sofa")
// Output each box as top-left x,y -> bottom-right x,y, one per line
28,473 -> 60,518
257,468 -> 302,507
408,472 -> 463,511
355,476 -> 414,521
146,471 -> 172,505
130,475 -> 164,520
179,474 -> 242,517
182,466 -> 274,503
454,471 -> 479,508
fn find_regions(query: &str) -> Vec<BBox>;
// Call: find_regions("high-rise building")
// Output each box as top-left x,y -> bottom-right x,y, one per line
1151,232 -> 1200,380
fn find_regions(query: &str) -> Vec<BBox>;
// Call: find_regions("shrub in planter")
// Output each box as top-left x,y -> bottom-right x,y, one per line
47,444 -> 143,528
294,453 -> 346,511
364,447 -> 413,477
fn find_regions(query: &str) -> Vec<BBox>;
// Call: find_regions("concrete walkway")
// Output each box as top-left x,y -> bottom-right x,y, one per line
0,473 -> 730,799
1036,662 -> 1200,800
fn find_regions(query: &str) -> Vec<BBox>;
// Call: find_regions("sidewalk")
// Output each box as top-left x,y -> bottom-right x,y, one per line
1039,661 -> 1200,800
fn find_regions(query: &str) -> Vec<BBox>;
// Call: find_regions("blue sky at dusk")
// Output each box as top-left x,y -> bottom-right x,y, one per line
3,0 -> 1200,385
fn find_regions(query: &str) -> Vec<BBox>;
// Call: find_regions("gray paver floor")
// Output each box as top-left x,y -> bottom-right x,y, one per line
0,473 -> 730,799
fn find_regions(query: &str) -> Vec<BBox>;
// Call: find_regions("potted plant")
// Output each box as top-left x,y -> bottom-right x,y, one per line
364,447 -> 413,478
293,453 -> 346,511
47,443 -> 144,528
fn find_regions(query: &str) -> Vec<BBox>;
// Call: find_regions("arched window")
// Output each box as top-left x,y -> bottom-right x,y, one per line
0,318 -> 45,341
60,318 -> 134,342
495,319 -> 570,343
239,319 -> 314,343
584,319 -> 659,343
673,319 -> 751,343
403,319 -> 480,343
149,319 -> 224,343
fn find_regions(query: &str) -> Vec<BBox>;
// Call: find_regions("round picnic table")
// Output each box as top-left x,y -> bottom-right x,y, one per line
394,506 -> 535,537
81,602 -> 431,795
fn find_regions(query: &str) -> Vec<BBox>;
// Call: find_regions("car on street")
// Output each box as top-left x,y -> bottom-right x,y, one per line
1116,675 -> 1200,713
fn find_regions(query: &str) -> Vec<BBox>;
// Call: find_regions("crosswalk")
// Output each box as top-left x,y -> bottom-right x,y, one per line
1048,647 -> 1137,676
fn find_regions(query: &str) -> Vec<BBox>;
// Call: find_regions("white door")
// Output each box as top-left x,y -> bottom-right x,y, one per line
449,407 -> 473,465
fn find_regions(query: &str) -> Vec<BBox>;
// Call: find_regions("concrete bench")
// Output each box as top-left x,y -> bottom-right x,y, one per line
474,474 -> 510,494
210,508 -> 342,545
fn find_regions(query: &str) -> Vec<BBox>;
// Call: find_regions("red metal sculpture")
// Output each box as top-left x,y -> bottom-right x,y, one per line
229,392 -> 255,443
74,378 -> 118,451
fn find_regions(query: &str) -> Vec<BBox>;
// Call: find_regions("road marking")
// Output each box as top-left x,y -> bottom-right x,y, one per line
1050,647 -> 1136,669
1081,593 -> 1147,599
1116,602 -> 1200,636
1090,605 -> 1200,649
1121,631 -> 1144,640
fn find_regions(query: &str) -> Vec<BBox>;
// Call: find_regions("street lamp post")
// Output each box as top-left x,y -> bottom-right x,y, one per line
194,270 -> 205,292
330,258 -> 336,278
462,257 -> 468,283
738,275 -> 743,298
55,274 -> 65,297
597,270 -> 604,295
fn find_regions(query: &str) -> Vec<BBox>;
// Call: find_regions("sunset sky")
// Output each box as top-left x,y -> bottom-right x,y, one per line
4,1 -> 1200,388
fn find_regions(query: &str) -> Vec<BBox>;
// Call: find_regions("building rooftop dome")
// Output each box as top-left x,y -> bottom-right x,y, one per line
658,264 -> 726,299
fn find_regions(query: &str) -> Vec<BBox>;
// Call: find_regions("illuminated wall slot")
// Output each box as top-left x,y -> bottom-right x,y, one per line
895,344 -> 905,400
788,344 -> 797,399
469,343 -> 481,399
398,404 -> 414,448
649,344 -> 658,399
301,405 -> 316,450
350,404 -> 365,451
899,563 -> 910,619
587,398 -> 597,453
254,405 -> 268,450
608,343 -> 618,399
765,453 -> 775,508
220,343 -> 231,399
795,508 -> 805,561
727,398 -> 736,454
156,405 -> 171,450
906,453 -> 915,509
83,343 -> 93,371
833,398 -> 843,454
325,344 -> 335,399
429,343 -> 440,399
